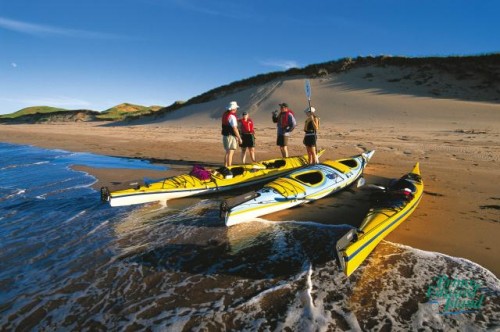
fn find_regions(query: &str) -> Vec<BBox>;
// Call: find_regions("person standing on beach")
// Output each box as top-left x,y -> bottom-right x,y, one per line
238,111 -> 256,164
272,102 -> 297,158
221,101 -> 242,167
303,106 -> 320,164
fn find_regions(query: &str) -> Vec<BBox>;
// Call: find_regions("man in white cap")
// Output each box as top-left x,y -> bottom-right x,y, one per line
221,101 -> 243,167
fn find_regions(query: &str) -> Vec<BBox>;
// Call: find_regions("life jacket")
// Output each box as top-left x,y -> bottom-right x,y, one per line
279,110 -> 295,129
221,111 -> 236,136
239,118 -> 254,134
304,117 -> 320,133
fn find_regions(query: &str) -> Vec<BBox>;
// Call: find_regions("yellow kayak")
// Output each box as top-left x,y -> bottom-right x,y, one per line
101,150 -> 324,207
335,163 -> 423,277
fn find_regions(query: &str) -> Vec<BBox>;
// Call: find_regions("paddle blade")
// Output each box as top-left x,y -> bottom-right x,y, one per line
305,79 -> 311,100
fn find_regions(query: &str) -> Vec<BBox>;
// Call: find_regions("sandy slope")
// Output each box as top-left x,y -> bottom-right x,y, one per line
1,72 -> 499,276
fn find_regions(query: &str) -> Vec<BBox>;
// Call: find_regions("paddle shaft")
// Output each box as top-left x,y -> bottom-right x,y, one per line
305,80 -> 319,162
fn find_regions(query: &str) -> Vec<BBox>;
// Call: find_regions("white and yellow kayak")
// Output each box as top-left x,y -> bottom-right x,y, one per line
221,151 -> 375,227
101,150 -> 324,207
335,163 -> 423,277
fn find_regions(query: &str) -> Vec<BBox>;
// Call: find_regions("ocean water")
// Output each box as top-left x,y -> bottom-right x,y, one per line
0,142 -> 498,331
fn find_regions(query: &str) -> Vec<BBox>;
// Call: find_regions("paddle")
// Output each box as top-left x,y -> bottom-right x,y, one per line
304,79 -> 320,163
305,79 -> 312,111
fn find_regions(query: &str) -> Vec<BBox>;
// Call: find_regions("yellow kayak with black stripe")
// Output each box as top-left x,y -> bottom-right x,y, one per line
221,151 -> 375,227
335,163 -> 424,277
101,150 -> 324,207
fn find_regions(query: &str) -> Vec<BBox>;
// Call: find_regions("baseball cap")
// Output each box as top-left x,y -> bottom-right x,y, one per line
242,112 -> 248,115
279,102 -> 289,108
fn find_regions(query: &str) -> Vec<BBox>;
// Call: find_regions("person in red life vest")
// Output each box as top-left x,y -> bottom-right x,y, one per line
272,102 -> 297,157
303,106 -> 320,164
221,101 -> 243,167
238,111 -> 256,164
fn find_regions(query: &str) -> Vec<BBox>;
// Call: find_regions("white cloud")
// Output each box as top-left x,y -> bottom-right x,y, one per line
0,16 -> 122,39
260,59 -> 300,70
171,0 -> 253,20
11,62 -> 17,68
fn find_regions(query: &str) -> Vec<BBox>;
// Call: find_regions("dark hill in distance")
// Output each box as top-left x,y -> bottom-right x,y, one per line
0,103 -> 165,123
0,109 -> 100,124
1,106 -> 68,119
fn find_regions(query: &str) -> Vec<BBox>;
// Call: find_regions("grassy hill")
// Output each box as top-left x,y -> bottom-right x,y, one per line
0,106 -> 68,119
96,103 -> 163,121
0,110 -> 100,124
0,103 -> 164,122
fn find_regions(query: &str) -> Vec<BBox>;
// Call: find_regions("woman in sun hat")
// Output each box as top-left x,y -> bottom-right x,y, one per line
303,106 -> 320,164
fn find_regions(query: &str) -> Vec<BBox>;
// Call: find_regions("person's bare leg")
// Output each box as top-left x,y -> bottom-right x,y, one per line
249,147 -> 256,162
306,146 -> 313,164
280,146 -> 288,158
225,150 -> 235,167
241,148 -> 247,164
312,146 -> 318,164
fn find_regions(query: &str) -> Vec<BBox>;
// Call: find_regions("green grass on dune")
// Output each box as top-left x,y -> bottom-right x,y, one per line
0,106 -> 68,119
95,103 -> 163,120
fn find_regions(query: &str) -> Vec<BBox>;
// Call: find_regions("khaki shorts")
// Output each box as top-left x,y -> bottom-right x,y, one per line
223,135 -> 238,150
276,134 -> 289,147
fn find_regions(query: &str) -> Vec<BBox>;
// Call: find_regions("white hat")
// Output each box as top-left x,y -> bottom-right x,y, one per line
227,101 -> 239,110
304,106 -> 316,114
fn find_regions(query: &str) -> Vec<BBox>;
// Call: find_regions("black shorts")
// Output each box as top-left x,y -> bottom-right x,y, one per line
277,134 -> 289,147
303,134 -> 317,147
241,133 -> 255,148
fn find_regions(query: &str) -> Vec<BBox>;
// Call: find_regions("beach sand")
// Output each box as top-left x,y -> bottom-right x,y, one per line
1,73 -> 499,276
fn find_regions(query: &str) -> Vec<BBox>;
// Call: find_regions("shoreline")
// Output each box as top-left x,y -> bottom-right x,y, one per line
1,121 -> 499,277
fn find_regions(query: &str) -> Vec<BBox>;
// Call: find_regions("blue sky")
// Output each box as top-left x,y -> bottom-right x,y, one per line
0,0 -> 498,114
